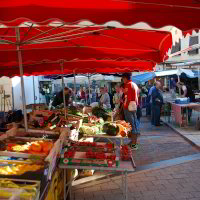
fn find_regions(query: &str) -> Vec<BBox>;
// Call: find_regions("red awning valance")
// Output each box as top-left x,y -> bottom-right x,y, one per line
1,0 -> 200,30
0,60 -> 155,77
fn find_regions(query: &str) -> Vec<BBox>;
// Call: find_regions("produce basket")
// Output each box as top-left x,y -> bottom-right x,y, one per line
0,160 -> 49,196
0,178 -> 40,200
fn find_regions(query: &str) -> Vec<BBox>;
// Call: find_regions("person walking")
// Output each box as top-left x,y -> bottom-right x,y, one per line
99,87 -> 111,109
122,73 -> 140,150
151,81 -> 163,126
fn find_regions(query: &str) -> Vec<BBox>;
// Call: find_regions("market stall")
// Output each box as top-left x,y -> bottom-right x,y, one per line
60,139 -> 136,200
0,125 -> 67,200
1,1 -> 200,200
165,101 -> 200,127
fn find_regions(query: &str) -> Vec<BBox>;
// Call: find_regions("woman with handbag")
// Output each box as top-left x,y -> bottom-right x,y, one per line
122,73 -> 140,150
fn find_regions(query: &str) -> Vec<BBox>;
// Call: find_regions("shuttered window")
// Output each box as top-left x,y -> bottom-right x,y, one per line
171,39 -> 181,55
188,36 -> 199,55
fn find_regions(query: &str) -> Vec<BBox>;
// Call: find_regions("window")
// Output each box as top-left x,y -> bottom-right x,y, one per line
171,39 -> 181,56
188,36 -> 199,55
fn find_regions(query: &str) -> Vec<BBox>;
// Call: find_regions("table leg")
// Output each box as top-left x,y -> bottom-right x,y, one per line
125,171 -> 128,200
186,108 -> 189,126
64,169 -> 66,200
121,171 -> 124,198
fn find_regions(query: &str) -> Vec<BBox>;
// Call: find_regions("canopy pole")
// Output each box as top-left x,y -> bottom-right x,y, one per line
177,67 -> 181,96
88,74 -> 91,105
73,70 -> 76,103
198,66 -> 200,90
16,28 -> 28,132
33,76 -> 36,106
60,62 -> 67,119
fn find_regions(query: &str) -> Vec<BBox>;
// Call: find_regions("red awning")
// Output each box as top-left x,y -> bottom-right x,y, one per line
0,26 -> 172,75
0,1 -> 200,30
0,60 -> 155,77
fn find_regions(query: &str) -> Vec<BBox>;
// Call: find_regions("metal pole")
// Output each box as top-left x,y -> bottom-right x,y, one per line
3,90 -> 6,121
16,28 -> 28,132
33,76 -> 36,105
61,62 -> 67,119
64,169 -> 66,200
73,70 -> 77,103
88,74 -> 91,105
198,66 -> 200,90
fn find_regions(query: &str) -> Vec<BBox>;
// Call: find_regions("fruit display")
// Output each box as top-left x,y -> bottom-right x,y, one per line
102,123 -> 119,136
29,110 -> 82,131
67,106 -> 83,117
87,116 -> 104,124
4,140 -> 54,156
0,163 -> 43,175
86,151 -> 116,160
79,125 -> 99,135
120,145 -> 132,161
116,120 -> 132,130
61,149 -> 119,167
67,141 -> 115,153
0,179 -> 39,200
92,106 -> 109,121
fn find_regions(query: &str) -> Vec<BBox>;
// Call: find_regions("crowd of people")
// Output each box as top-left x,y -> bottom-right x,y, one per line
51,73 -> 197,152
51,73 -> 198,151
51,73 -> 141,150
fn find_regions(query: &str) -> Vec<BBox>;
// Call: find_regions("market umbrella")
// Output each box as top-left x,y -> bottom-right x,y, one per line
132,72 -> 156,84
0,25 -> 172,131
1,0 -> 200,30
0,26 -> 172,67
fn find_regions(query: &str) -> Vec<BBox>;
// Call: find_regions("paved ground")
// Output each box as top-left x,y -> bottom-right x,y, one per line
72,159 -> 200,200
133,117 -> 199,167
71,116 -> 200,200
161,115 -> 200,148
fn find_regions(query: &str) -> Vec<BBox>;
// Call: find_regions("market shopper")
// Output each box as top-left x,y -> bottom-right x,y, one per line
113,84 -> 122,110
169,77 -> 176,98
113,84 -> 125,121
151,81 -> 163,126
122,73 -> 140,150
52,87 -> 71,108
99,87 -> 111,109
176,82 -> 195,121
146,83 -> 155,116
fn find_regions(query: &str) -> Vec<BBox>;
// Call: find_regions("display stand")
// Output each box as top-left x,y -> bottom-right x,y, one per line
59,160 -> 135,200
170,102 -> 200,127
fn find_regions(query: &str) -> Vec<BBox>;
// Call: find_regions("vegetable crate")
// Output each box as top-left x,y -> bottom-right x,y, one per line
60,151 -> 119,168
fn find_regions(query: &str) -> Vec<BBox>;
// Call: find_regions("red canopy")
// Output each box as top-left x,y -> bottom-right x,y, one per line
0,26 -> 172,76
0,60 -> 155,77
1,0 -> 200,30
